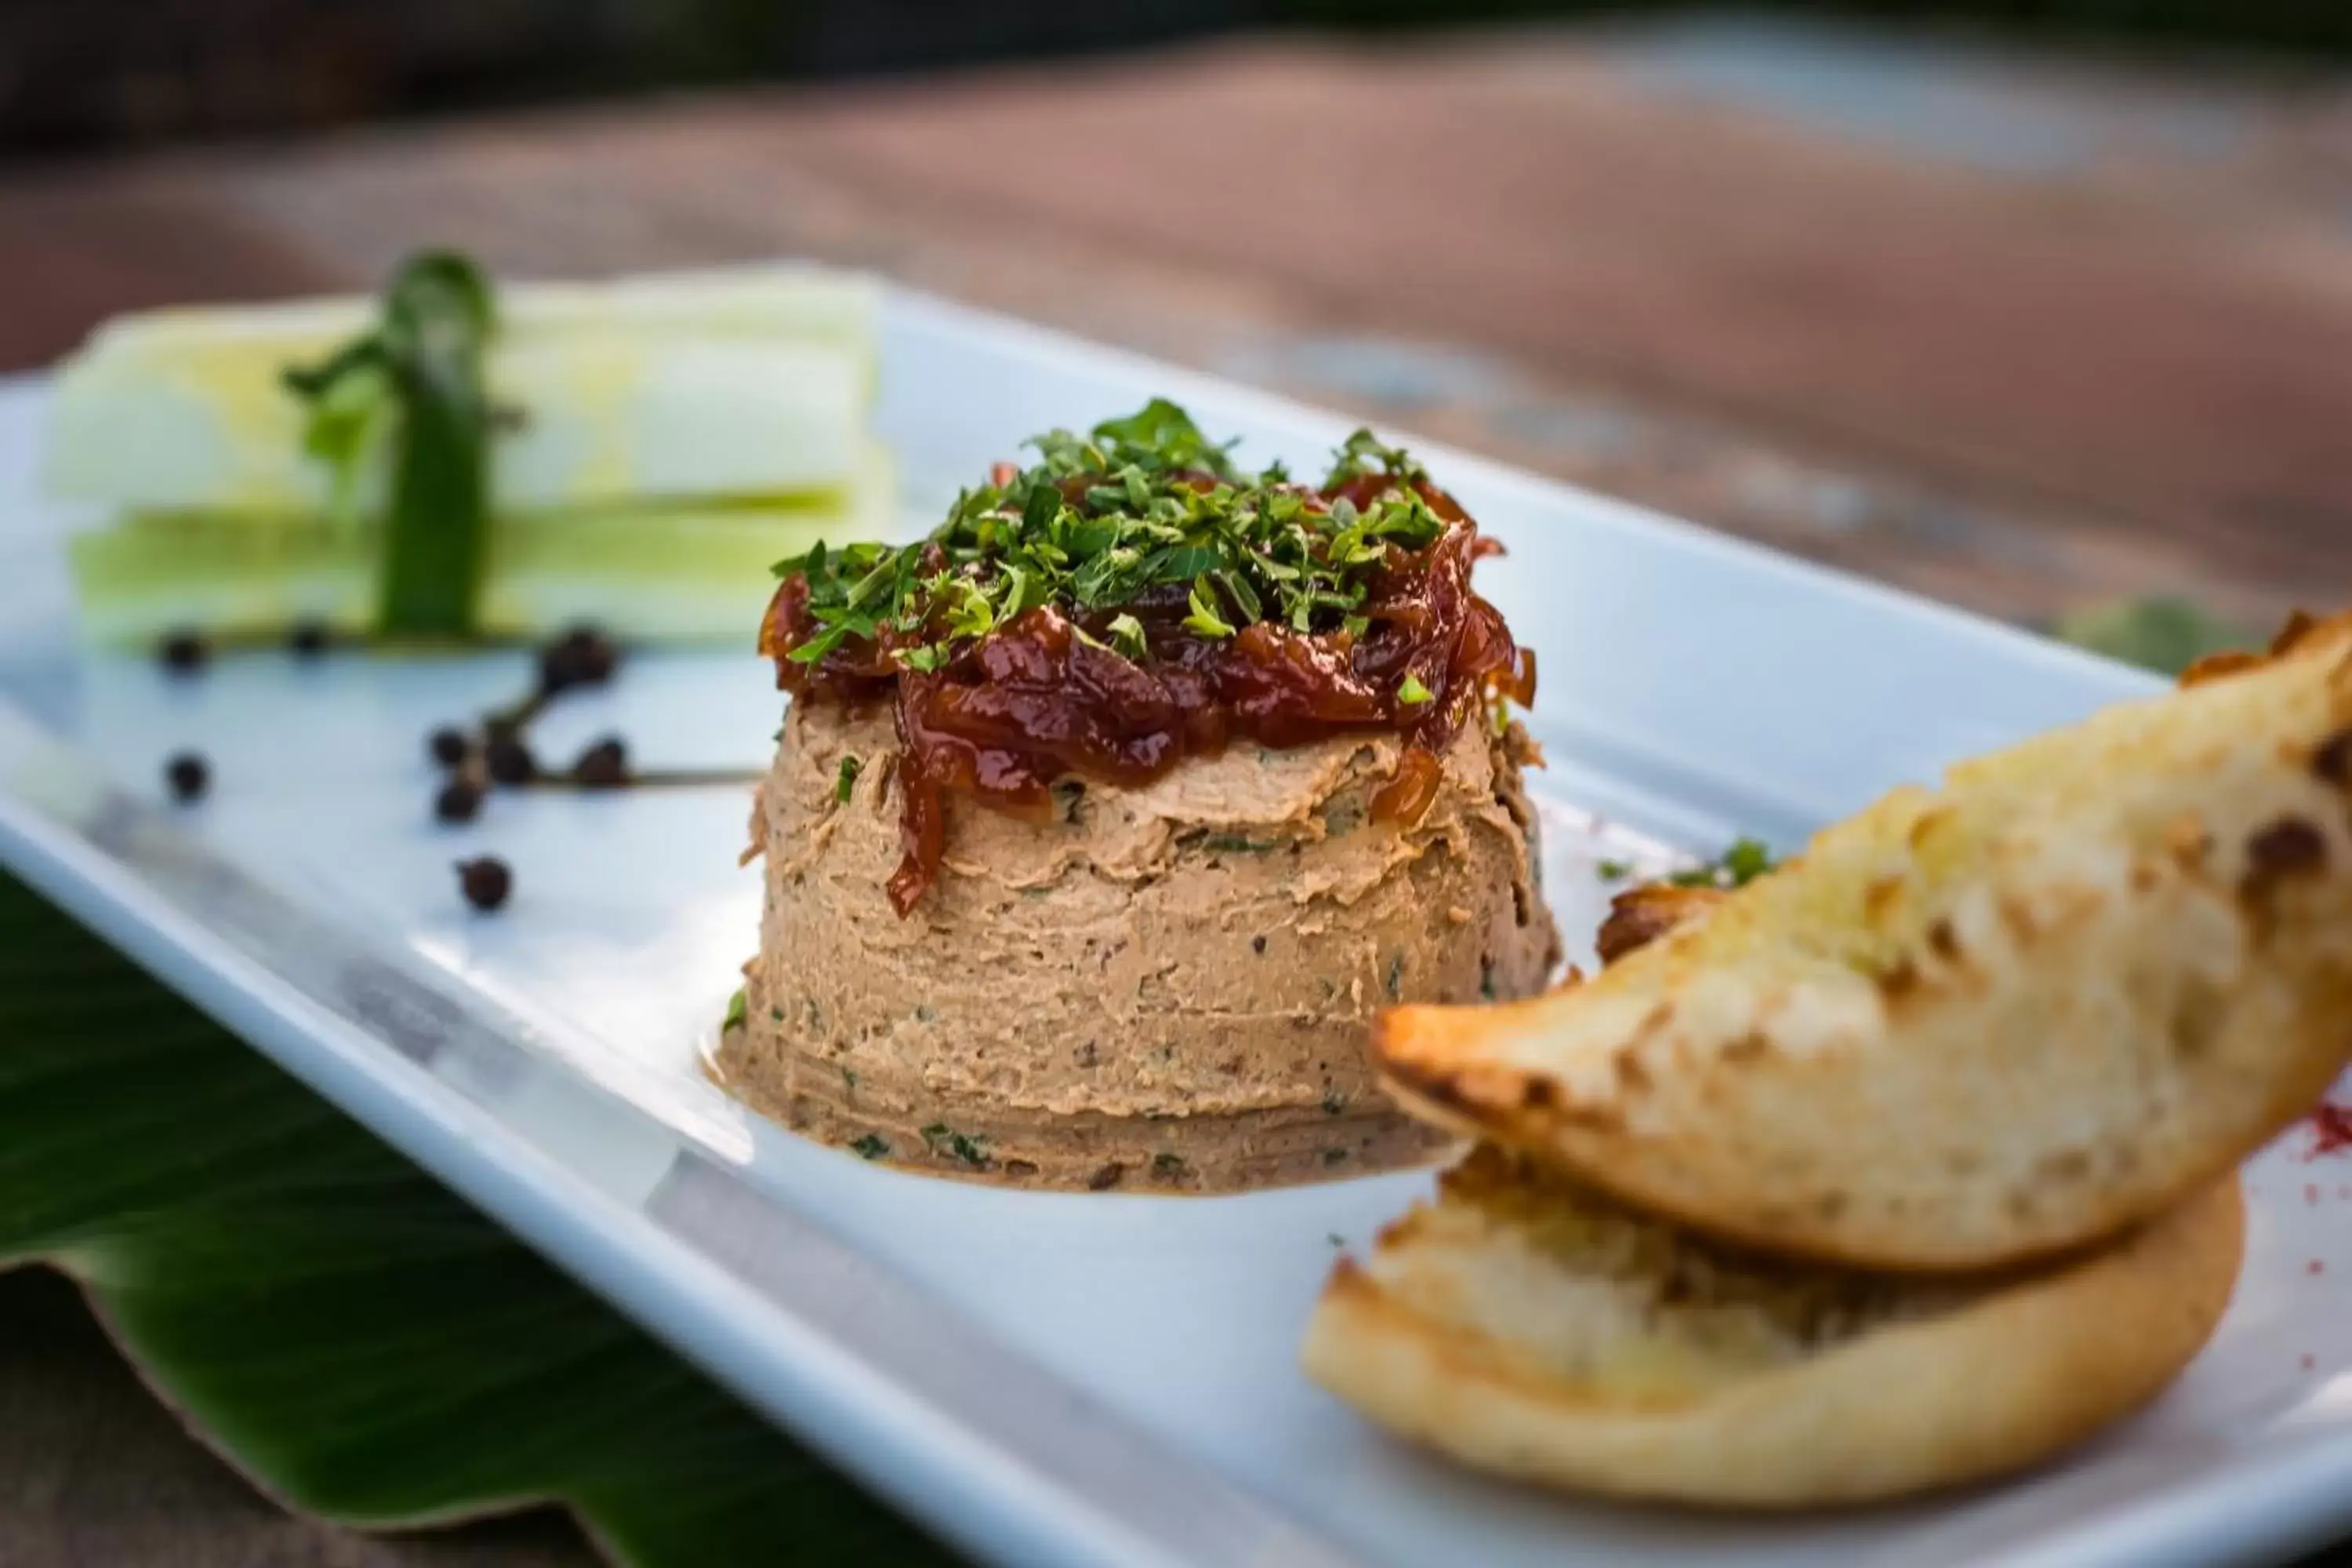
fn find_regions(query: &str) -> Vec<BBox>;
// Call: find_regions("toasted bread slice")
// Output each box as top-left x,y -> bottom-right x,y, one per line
1303,1145 -> 2242,1507
1376,614 -> 2352,1269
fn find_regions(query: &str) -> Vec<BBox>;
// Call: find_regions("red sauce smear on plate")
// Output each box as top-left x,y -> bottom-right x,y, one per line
2310,1102 -> 2352,1157
762,474 -> 1532,914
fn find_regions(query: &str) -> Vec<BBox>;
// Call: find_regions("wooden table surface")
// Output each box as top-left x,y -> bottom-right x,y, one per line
5,20 -> 2352,1563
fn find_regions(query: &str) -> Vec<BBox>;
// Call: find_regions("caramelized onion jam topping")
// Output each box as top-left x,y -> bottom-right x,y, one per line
760,400 -> 1536,913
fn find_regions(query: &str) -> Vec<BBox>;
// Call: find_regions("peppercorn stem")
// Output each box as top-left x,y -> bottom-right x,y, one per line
514,768 -> 760,791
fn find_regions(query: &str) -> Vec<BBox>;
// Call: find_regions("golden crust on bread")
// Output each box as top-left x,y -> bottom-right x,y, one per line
1374,612 -> 2352,1269
1302,1145 -> 2242,1507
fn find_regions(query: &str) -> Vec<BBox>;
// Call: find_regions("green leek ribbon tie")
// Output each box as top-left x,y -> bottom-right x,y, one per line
282,251 -> 498,639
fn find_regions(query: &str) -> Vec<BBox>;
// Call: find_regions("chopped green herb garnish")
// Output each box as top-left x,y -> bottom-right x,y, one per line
835,754 -> 862,802
769,1006 -> 785,1022
1722,837 -> 1776,884
1327,1232 -> 1347,1247
920,1123 -> 990,1167
1668,837 -> 1779,889
850,1134 -> 890,1160
1385,954 -> 1406,1000
1326,426 -> 1427,487
1596,858 -> 1633,880
1321,1091 -> 1347,1116
1105,612 -> 1149,660
1321,1148 -> 1348,1167
1396,673 -> 1434,706
1152,1152 -> 1187,1177
771,400 -> 1445,674
720,988 -> 746,1033
1184,575 -> 1236,638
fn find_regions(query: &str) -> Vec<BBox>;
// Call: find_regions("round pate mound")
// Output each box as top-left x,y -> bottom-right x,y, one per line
718,701 -> 1563,1191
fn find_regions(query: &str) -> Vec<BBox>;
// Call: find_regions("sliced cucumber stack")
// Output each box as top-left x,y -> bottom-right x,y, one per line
479,443 -> 895,643
71,444 -> 894,648
69,513 -> 376,646
48,262 -> 891,646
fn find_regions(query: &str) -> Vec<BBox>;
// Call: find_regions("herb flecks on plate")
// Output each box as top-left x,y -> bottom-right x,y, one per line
1668,837 -> 1778,890
763,401 -> 1536,915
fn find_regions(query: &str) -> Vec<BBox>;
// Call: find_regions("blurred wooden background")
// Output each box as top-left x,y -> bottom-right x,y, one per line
4,23 -> 2350,640
4,2 -> 2347,153
4,16 -> 2352,1564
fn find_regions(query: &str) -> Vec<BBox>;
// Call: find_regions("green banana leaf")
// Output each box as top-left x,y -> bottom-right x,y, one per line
0,868 -> 956,1567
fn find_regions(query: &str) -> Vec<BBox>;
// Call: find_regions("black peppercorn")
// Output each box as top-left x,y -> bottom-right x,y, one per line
427,726 -> 470,768
164,752 -> 209,803
288,620 -> 331,658
456,856 -> 511,912
485,733 -> 537,786
434,778 -> 484,824
158,630 -> 209,676
575,637 -> 617,685
574,736 -> 629,789
538,626 -> 619,694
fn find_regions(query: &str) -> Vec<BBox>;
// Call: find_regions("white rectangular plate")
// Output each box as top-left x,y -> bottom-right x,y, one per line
2,289 -> 2349,1568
